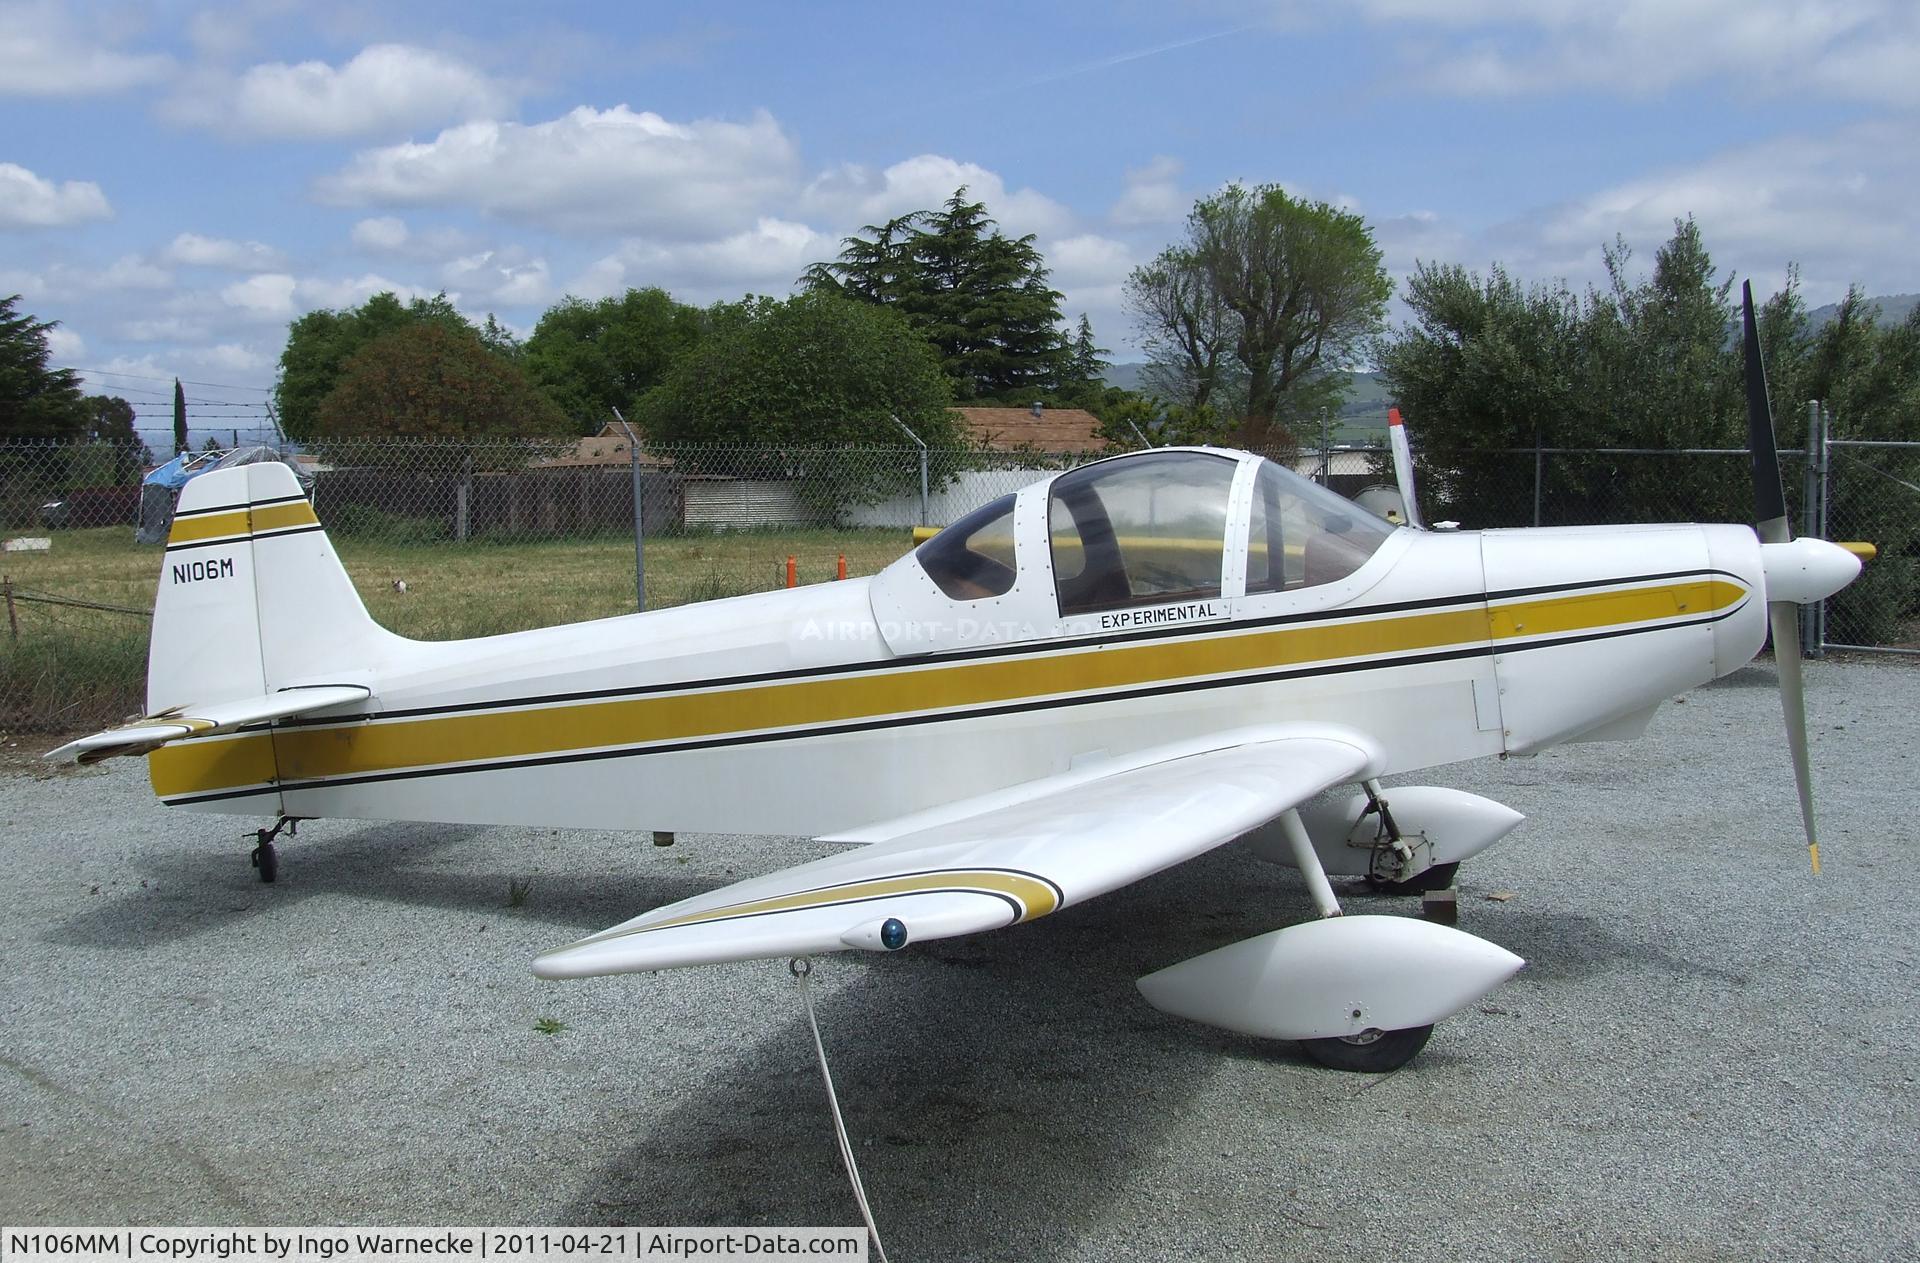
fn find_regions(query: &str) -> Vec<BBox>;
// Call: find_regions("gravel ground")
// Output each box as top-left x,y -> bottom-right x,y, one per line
1,659 -> 1916,1261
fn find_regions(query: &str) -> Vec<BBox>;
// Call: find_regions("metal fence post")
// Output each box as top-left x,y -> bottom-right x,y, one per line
1797,401 -> 1812,660
455,453 -> 471,542
890,415 -> 928,526
1813,402 -> 1831,656
1532,425 -> 1544,527
612,408 -> 645,612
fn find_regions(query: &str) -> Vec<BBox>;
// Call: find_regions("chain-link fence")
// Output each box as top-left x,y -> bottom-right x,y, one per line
1823,439 -> 1920,653
1,426 -> 1915,657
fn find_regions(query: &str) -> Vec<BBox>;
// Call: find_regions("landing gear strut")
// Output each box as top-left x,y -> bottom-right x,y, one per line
249,816 -> 302,883
1358,779 -> 1461,895
1277,807 -> 1440,1074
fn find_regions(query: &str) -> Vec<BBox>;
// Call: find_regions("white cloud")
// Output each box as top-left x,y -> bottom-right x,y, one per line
295,273 -> 439,311
1521,120 -> 1920,300
571,219 -> 836,302
802,154 -> 1076,239
43,324 -> 84,361
0,162 -> 111,228
167,43 -> 512,140
351,216 -> 410,251
196,343 -> 271,375
119,315 -> 207,343
163,232 -> 287,272
220,273 -> 297,317
1339,0 -> 1920,107
440,250 -> 555,308
1360,120 -> 1920,325
1048,234 -> 1135,288
318,105 -> 800,236
1110,156 -> 1189,227
348,215 -> 477,260
0,0 -> 174,96
90,255 -> 172,289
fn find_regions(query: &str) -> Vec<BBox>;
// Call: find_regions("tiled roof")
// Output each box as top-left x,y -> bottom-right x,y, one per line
955,407 -> 1107,452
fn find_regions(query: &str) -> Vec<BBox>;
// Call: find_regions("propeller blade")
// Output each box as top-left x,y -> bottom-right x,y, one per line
1768,601 -> 1820,874
1387,407 -> 1424,529
1745,280 -> 1822,873
1742,281 -> 1791,545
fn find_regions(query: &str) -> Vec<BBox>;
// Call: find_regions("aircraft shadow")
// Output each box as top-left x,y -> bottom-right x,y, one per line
544,847 -> 1418,1260
45,820 -> 719,950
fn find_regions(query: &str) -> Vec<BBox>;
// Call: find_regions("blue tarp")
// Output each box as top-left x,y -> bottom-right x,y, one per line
136,447 -> 311,544
141,452 -> 222,490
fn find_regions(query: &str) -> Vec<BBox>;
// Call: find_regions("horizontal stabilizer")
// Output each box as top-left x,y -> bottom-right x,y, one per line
46,684 -> 369,764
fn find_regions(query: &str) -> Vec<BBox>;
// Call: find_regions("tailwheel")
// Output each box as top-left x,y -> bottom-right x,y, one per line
1369,861 -> 1459,896
1300,1023 -> 1434,1073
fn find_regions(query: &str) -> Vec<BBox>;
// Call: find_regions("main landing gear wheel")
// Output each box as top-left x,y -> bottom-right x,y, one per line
1370,861 -> 1459,896
1300,1023 -> 1434,1072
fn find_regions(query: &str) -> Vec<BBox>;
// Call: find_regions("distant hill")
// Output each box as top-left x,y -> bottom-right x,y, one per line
1102,361 -> 1147,392
1806,293 -> 1917,328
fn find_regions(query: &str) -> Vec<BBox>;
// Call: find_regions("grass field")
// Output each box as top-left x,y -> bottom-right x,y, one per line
1,526 -> 917,731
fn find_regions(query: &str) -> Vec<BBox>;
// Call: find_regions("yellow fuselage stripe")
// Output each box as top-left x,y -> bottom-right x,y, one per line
149,579 -> 1745,798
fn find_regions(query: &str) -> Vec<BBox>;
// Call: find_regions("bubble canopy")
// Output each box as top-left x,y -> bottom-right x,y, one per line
911,451 -> 1398,618
871,448 -> 1409,659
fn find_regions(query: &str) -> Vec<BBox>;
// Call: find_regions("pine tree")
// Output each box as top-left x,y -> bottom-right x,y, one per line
0,294 -> 87,439
802,188 -> 1076,401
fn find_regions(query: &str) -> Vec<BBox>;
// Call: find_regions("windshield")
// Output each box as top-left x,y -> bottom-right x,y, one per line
1246,459 -> 1397,594
915,493 -> 1018,600
1048,451 -> 1238,616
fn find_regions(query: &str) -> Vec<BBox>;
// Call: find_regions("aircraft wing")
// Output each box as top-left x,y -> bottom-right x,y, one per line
534,725 -> 1376,979
46,684 -> 371,764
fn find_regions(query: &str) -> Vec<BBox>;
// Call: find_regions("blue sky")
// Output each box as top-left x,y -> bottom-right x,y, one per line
4,1 -> 1917,438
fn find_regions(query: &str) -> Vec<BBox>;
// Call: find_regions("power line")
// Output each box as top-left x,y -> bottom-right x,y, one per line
55,365 -> 274,392
129,401 -> 274,409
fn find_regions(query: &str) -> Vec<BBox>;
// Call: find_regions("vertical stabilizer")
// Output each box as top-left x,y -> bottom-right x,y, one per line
147,461 -> 390,715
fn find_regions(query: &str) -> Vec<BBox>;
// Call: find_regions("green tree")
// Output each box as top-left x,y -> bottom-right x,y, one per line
643,291 -> 957,444
523,288 -> 707,430
1094,395 -> 1233,450
1130,185 -> 1392,448
314,323 -> 570,440
274,291 -> 478,440
802,189 -> 1078,401
82,394 -> 138,445
642,291 -> 960,510
0,295 -> 87,439
1124,247 -> 1244,413
79,394 -> 150,481
172,378 -> 187,456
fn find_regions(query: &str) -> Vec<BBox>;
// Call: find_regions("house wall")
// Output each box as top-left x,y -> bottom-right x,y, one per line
844,468 -> 1055,529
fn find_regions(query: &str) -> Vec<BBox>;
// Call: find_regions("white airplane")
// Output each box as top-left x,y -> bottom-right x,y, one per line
53,285 -> 1867,1074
